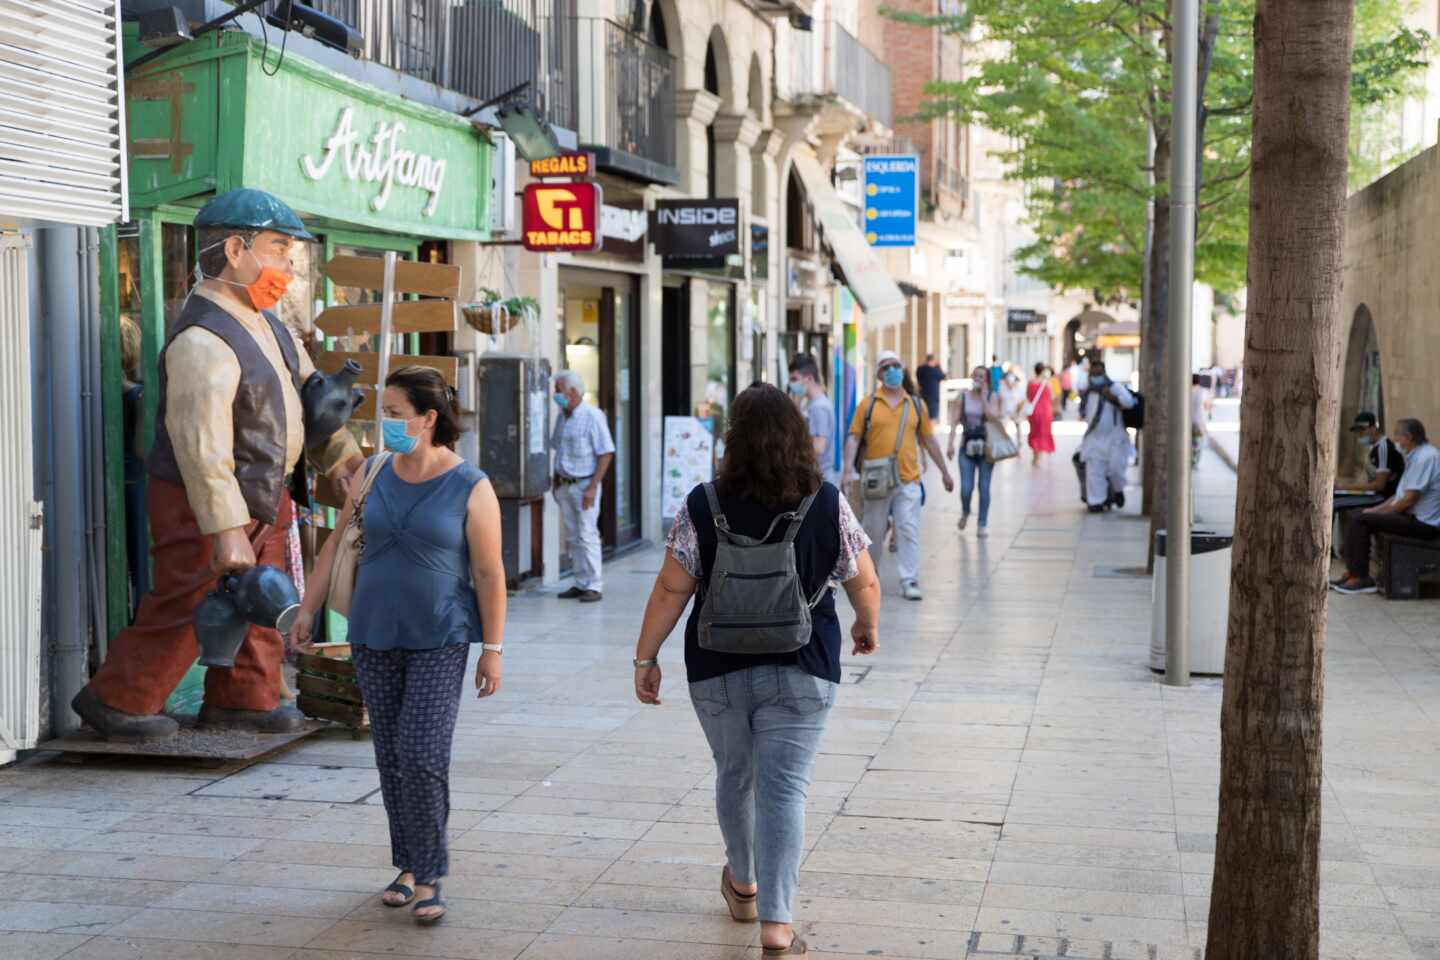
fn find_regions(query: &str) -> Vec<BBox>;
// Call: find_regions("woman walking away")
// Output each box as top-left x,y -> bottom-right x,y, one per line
295,366 -> 506,925
1026,362 -> 1056,464
632,384 -> 881,957
947,366 -> 1005,538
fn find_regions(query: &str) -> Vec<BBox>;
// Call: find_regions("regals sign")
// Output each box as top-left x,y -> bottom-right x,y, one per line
522,182 -> 604,252
862,155 -> 919,247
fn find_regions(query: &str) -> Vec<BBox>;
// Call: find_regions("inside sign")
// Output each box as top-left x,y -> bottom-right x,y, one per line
522,182 -> 604,252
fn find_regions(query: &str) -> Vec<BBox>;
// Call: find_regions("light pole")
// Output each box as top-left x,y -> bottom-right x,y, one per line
1165,0 -> 1199,686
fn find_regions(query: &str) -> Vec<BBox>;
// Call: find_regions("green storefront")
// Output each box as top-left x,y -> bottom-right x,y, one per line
102,29 -> 493,674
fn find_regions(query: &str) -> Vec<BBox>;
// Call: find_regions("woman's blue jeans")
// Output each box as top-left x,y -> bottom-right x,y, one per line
957,453 -> 993,526
689,665 -> 836,923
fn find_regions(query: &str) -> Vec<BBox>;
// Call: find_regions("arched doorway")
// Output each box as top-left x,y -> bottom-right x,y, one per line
1339,305 -> 1383,475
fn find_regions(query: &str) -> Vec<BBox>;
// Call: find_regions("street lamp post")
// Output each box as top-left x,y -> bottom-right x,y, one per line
1165,0 -> 1199,686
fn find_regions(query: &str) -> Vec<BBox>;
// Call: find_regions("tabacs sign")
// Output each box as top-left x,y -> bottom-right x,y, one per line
529,152 -> 596,179
649,198 -> 742,261
522,182 -> 604,252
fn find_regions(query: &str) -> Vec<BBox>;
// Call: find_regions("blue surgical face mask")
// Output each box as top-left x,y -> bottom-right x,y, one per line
787,379 -> 808,396
553,392 -> 569,409
881,367 -> 904,389
381,417 -> 420,454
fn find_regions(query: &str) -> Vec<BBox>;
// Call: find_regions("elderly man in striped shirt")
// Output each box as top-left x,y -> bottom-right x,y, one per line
551,369 -> 615,602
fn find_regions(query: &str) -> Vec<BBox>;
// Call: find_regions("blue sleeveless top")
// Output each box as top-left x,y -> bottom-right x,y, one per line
348,458 -> 488,650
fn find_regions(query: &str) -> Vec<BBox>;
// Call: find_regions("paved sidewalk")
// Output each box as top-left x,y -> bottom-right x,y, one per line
3,419 -> 1439,960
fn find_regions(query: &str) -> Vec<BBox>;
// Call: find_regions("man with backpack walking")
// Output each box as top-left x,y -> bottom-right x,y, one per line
842,352 -> 954,600
1077,358 -> 1138,512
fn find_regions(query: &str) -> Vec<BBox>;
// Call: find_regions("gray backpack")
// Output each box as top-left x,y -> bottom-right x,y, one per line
696,483 -> 831,655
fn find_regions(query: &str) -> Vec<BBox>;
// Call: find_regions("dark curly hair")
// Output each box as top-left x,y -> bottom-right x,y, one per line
714,383 -> 822,507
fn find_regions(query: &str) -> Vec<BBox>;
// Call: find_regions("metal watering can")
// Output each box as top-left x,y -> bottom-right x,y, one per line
194,566 -> 302,668
301,358 -> 365,451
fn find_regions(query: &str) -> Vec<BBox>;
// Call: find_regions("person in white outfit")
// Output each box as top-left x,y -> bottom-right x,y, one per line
1078,359 -> 1136,512
550,369 -> 614,602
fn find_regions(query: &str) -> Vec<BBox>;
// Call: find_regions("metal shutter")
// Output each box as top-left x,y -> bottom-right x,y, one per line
0,235 -> 44,760
0,0 -> 128,226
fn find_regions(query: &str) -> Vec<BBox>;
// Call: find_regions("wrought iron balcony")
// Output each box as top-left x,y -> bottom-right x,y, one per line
572,17 -> 677,183
284,4 -> 675,181
295,0 -> 580,130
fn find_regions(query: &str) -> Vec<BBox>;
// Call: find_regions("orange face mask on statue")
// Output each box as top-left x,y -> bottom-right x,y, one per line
241,264 -> 291,311
198,240 -> 293,311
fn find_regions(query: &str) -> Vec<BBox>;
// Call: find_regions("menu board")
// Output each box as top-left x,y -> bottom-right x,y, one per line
662,416 -> 715,520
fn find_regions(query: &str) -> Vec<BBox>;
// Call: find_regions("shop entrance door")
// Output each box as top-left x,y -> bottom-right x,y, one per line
560,270 -> 641,551
661,283 -> 690,416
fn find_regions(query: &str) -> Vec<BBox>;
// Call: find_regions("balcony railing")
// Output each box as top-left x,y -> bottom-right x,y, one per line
573,18 -> 677,180
294,0 -> 579,129
831,23 -> 891,128
782,17 -> 892,128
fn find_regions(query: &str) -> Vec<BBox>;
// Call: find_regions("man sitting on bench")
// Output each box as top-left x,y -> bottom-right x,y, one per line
1333,418 -> 1440,594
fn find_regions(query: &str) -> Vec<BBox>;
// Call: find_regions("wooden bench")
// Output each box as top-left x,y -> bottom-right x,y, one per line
1378,534 -> 1440,600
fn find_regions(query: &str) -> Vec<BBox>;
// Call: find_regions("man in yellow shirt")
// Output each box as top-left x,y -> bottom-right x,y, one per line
842,352 -> 954,600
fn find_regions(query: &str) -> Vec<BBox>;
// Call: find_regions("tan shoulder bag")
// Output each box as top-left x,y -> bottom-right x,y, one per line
326,452 -> 392,617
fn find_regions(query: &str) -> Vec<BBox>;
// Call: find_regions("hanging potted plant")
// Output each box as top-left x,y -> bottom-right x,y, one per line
462,287 -> 539,336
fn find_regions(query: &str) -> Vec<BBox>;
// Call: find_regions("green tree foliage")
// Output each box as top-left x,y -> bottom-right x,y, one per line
889,0 -> 1428,300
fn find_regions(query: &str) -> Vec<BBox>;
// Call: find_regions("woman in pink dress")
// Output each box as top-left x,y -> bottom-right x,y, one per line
1026,362 -> 1056,464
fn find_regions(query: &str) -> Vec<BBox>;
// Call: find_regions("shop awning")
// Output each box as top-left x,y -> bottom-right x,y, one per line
791,150 -> 906,329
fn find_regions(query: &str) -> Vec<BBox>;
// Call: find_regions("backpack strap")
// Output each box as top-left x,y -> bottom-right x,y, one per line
891,396 -> 910,459
780,490 -> 819,543
702,482 -> 736,543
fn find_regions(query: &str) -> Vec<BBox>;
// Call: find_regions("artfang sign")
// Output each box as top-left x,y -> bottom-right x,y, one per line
302,107 -> 447,216
522,182 -> 604,252
649,199 -> 741,261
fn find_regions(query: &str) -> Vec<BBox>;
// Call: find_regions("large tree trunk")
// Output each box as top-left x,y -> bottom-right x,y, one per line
1205,0 -> 1354,957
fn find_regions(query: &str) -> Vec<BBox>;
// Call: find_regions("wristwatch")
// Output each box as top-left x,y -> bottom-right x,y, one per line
482,643 -> 504,655
633,657 -> 658,668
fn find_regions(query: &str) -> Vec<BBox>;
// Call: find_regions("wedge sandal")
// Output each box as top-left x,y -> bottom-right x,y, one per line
720,866 -> 757,922
762,935 -> 808,957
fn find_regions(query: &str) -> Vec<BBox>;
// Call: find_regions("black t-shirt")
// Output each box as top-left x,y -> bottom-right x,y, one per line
683,482 -> 843,685
915,364 -> 946,406
1370,437 -> 1405,497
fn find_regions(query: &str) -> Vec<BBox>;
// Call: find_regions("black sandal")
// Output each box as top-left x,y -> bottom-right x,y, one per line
382,873 -> 414,907
413,880 -> 446,924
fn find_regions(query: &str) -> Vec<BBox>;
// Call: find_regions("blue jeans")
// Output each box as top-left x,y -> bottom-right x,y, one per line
689,665 -> 836,923
957,453 -> 993,526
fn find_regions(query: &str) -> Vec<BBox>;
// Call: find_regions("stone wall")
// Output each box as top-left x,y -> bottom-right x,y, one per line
1340,142 -> 1440,442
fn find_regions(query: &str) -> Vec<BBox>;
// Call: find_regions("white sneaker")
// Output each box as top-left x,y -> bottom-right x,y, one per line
976,527 -> 989,539
957,514 -> 969,531
902,580 -> 923,601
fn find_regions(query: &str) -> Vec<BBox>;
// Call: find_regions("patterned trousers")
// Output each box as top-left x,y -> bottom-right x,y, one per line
352,644 -> 469,884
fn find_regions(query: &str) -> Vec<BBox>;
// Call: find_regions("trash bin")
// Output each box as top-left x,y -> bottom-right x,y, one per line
1150,528 -> 1234,676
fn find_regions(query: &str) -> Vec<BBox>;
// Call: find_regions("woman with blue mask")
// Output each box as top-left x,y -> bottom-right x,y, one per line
294,365 -> 506,925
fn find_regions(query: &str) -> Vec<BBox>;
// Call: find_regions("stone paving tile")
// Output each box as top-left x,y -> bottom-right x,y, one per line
0,931 -> 95,960
105,908 -> 335,947
69,939 -> 297,960
0,899 -> 141,934
546,906 -> 756,945
289,921 -> 536,958
14,875 -> 185,907
149,881 -> 371,918
514,936 -> 744,960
